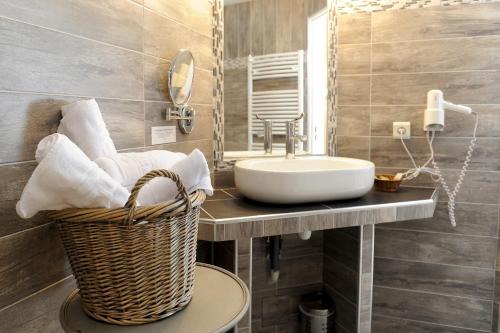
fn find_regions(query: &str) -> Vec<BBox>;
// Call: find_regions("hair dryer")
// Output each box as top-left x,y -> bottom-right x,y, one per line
399,90 -> 478,227
424,90 -> 472,131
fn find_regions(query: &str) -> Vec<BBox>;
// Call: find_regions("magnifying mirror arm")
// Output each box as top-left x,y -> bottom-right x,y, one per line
166,105 -> 195,134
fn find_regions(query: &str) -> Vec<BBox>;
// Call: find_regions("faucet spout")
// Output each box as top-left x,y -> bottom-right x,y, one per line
285,115 -> 307,159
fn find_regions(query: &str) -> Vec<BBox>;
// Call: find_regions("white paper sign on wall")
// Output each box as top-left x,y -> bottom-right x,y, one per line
151,126 -> 176,145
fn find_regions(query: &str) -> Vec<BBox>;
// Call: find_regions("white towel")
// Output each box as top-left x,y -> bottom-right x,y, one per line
95,150 -> 187,191
57,99 -> 116,160
137,149 -> 213,205
16,134 -> 130,219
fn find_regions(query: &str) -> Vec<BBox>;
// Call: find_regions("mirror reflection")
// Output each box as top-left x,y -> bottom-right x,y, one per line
168,49 -> 195,106
223,0 -> 328,160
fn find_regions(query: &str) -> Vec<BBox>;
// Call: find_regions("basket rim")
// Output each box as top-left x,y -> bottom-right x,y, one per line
47,190 -> 205,224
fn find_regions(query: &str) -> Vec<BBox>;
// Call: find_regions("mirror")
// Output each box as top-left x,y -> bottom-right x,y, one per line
167,49 -> 196,134
220,0 -> 329,162
168,49 -> 195,106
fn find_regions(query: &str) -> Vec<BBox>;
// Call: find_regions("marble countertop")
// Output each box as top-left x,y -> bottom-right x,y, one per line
197,186 -> 438,241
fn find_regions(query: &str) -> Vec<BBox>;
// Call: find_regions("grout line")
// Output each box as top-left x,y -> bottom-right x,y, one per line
0,90 -> 213,107
0,222 -> 54,242
376,225 -> 498,239
0,275 -> 74,313
373,284 -> 494,302
142,4 -> 214,40
324,253 -> 358,275
371,313 -> 492,333
324,284 -> 358,308
220,189 -> 236,199
338,68 -> 500,76
0,15 -> 212,74
374,255 -> 495,271
200,207 -> 216,220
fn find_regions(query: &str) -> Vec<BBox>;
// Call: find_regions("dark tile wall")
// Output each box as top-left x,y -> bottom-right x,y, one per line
336,3 -> 500,332
252,233 -> 324,333
0,0 -> 214,331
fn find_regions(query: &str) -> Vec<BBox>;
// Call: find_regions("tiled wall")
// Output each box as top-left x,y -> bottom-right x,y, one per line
0,1 -> 213,331
252,233 -> 324,333
336,3 -> 500,332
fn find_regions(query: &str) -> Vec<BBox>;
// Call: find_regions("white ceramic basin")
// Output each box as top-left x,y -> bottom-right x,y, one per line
234,156 -> 375,204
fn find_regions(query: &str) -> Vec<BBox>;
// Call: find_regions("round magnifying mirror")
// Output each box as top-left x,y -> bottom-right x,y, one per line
168,49 -> 195,106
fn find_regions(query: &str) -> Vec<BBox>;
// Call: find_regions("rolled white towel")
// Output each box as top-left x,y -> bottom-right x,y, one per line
137,149 -> 213,205
58,99 -> 116,160
95,150 -> 187,191
16,134 -> 130,219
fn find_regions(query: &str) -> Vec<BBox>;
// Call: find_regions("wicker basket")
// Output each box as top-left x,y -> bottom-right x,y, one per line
49,169 -> 206,325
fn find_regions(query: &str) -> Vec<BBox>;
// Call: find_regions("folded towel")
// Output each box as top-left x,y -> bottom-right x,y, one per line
57,99 -> 116,160
136,149 -> 213,205
95,150 -> 187,191
16,134 -> 130,219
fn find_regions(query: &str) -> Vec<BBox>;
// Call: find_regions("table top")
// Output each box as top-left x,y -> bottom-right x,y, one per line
60,263 -> 250,333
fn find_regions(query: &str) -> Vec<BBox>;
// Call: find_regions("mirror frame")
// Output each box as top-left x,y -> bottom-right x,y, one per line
211,0 -> 338,169
168,49 -> 195,107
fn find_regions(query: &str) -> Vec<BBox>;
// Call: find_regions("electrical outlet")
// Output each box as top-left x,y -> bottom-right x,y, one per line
393,122 -> 411,139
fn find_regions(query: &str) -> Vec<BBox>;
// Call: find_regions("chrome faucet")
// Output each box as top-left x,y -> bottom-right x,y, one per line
256,114 -> 273,155
285,113 -> 307,159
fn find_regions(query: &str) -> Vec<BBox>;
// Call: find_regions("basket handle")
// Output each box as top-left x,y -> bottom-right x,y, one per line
123,169 -> 192,225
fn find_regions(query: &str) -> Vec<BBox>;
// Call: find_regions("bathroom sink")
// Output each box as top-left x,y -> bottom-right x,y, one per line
234,156 -> 375,204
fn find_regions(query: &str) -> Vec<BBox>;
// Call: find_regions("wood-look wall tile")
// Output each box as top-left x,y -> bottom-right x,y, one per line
372,71 -> 500,105
371,136 -> 500,171
324,255 -> 358,304
372,314 -> 488,333
250,0 -> 264,56
372,2 -> 500,43
374,228 -> 496,269
0,162 -> 36,202
224,4 -> 239,60
338,13 -> 371,45
373,286 -> 493,331
336,136 -> 370,160
338,44 -> 371,75
262,0 -> 277,55
144,0 -> 212,37
338,75 -> 371,105
324,285 -> 357,333
372,36 -> 500,74
0,18 -> 143,100
237,1 -> 251,58
145,138 -> 214,169
143,9 -> 213,71
0,201 -> 50,239
374,257 -> 495,300
324,229 -> 359,272
0,94 -> 146,163
336,106 -> 370,136
0,276 -> 75,333
145,102 -> 213,145
0,0 -> 143,51
279,255 -> 323,289
371,105 -> 500,138
290,0 -> 307,52
0,223 -> 71,308
275,0 -> 292,53
281,232 -> 323,259
99,99 -> 145,150
387,202 -> 498,238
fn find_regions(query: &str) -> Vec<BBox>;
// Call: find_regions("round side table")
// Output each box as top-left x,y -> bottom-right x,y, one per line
60,263 -> 249,333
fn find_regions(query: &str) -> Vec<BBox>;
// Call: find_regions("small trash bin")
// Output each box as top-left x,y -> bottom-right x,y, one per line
299,293 -> 335,333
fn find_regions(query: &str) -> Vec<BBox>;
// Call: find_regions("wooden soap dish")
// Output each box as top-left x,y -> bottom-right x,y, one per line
374,174 -> 403,192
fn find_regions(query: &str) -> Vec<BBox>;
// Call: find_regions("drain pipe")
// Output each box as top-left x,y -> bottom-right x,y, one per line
267,236 -> 282,283
298,230 -> 312,240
